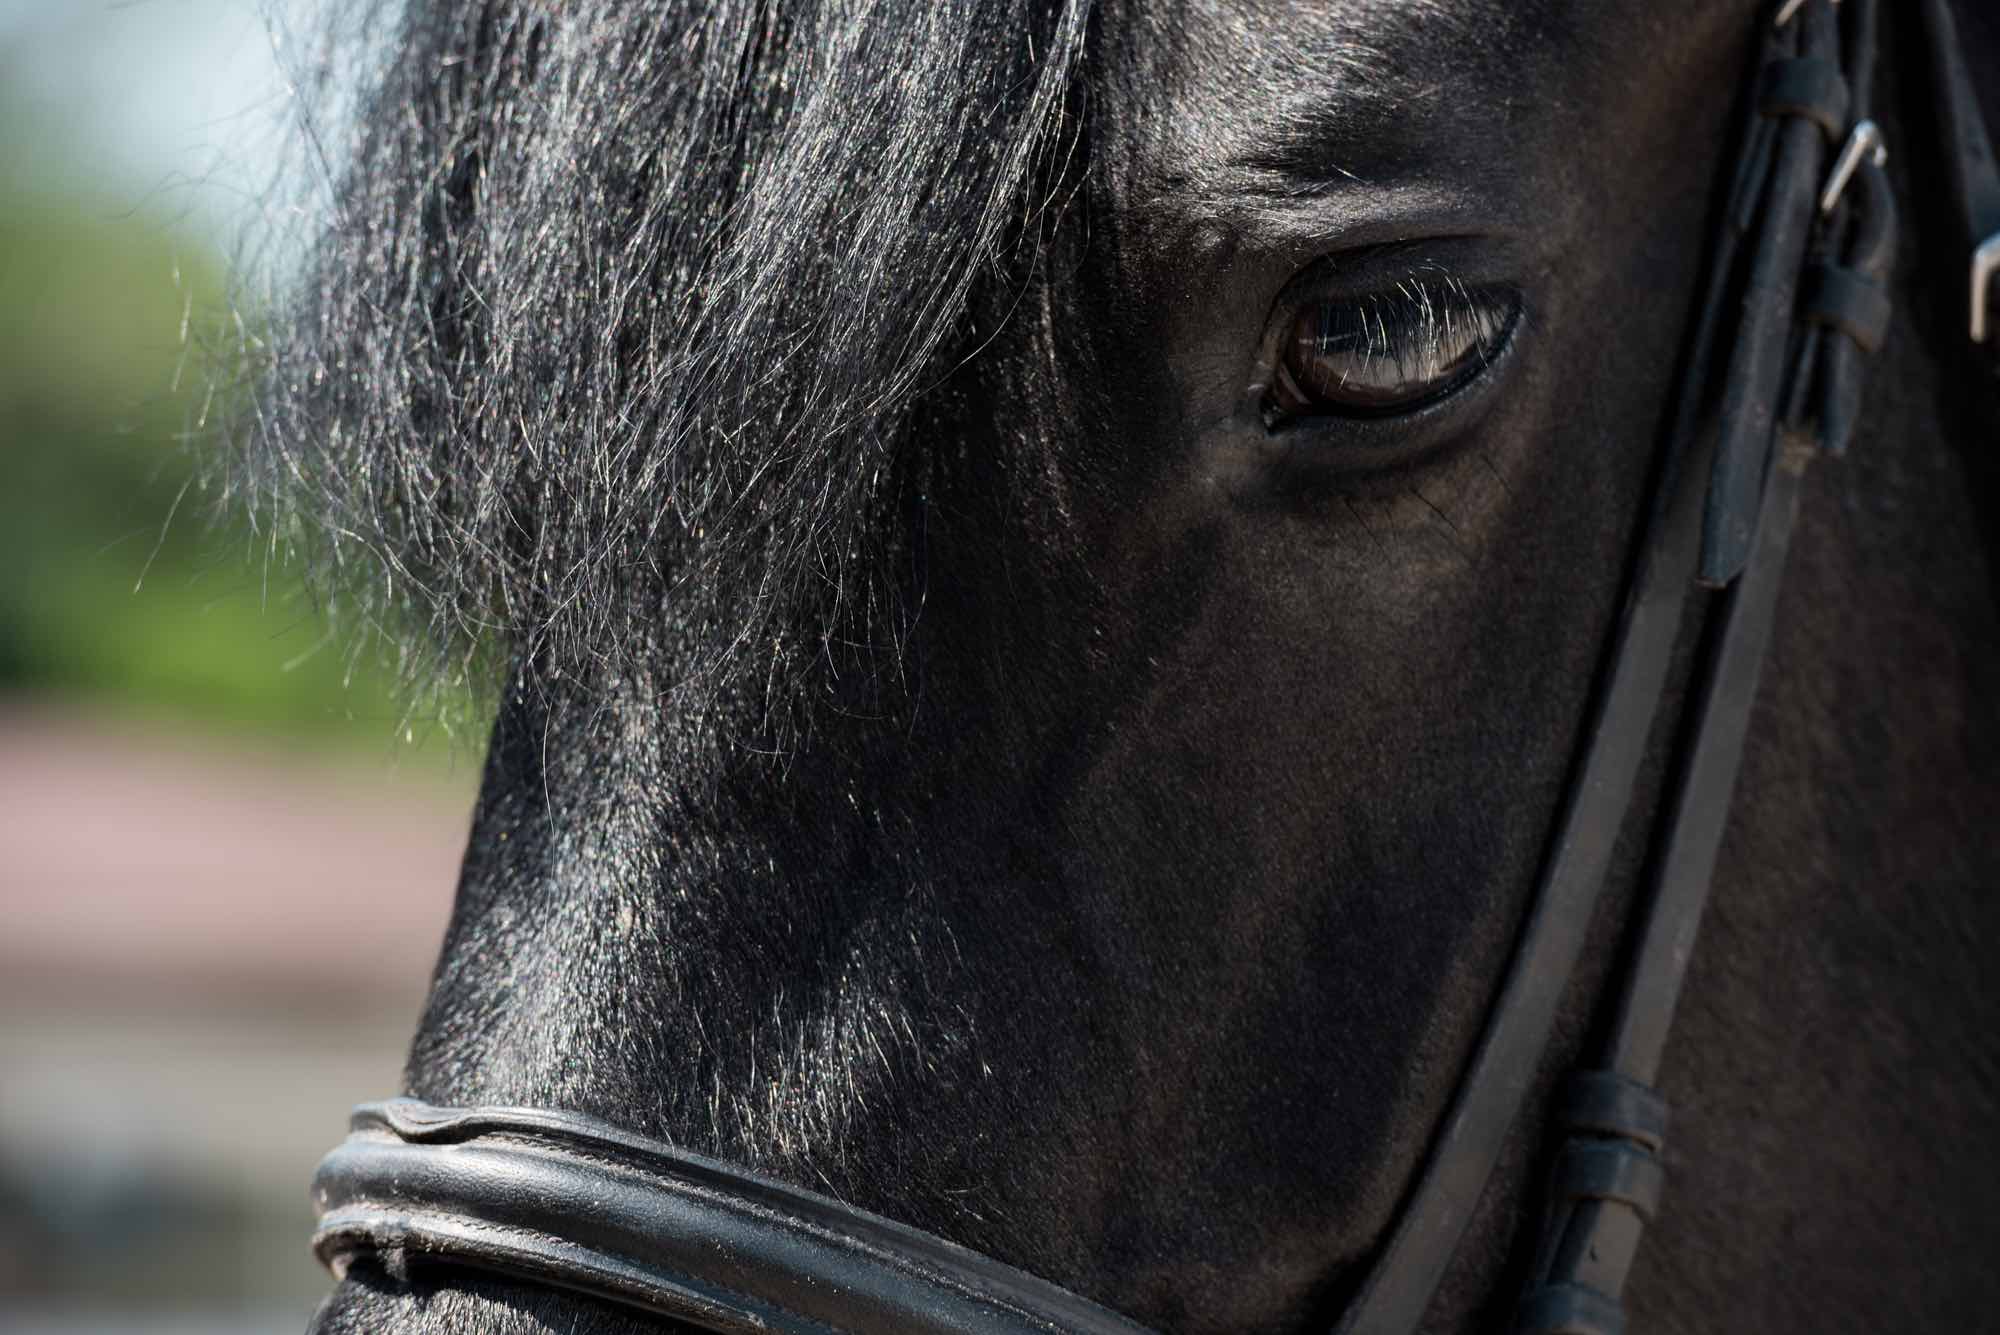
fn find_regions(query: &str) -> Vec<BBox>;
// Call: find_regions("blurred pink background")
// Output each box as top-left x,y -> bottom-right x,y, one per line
0,708 -> 473,1329
0,1 -> 478,1328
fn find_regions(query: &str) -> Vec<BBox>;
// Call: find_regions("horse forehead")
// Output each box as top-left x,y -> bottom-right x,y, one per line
1098,0 -> 1532,230
1106,0 -> 1553,173
1170,0 -> 1709,53
1105,0 -> 1738,210
1193,0 -> 1508,44
1125,0 -> 1530,91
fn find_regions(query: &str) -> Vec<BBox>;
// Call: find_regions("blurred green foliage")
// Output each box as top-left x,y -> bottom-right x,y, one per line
0,180 -> 481,755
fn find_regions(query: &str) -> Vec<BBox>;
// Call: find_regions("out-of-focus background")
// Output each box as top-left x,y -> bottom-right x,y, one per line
0,2 -> 480,1330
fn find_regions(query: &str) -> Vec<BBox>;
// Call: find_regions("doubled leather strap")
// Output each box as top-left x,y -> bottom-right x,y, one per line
1515,4 -> 1896,1332
313,1100 -> 1155,1335
1757,56 -> 1849,139
1918,0 -> 2000,354
1338,3 -> 1895,1332
1701,2 -> 1855,585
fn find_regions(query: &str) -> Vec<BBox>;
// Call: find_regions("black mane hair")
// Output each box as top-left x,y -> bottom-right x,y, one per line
246,0 -> 1091,737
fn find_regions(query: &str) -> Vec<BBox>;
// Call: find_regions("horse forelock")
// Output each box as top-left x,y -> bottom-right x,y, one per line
245,0 -> 1092,740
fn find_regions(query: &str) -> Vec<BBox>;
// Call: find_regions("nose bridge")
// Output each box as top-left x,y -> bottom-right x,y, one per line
405,662 -> 942,1140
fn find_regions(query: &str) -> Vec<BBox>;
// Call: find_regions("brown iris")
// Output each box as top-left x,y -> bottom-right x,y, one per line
1265,278 -> 1512,424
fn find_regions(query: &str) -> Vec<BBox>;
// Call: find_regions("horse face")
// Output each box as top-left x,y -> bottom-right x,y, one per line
862,2 -> 1759,1319
317,1 -> 1772,1330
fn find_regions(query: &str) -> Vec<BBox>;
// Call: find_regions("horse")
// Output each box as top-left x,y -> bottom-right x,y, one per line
244,0 -> 2000,1330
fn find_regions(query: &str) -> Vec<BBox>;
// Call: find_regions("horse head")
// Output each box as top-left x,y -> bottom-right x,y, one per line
254,0 -> 2000,1330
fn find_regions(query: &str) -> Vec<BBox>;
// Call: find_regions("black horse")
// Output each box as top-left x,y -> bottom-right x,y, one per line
250,0 -> 2000,1330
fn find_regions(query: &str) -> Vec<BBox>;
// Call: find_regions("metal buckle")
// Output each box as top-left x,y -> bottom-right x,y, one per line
1974,232 -> 2000,344
1818,119 -> 1885,214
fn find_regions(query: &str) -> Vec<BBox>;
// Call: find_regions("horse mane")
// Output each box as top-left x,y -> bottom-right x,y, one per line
242,0 -> 1090,737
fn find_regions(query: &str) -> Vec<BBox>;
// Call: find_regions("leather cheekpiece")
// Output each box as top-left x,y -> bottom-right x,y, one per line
1758,56 -> 1850,139
1550,1142 -> 1665,1222
1556,1072 -> 1669,1153
1517,1284 -> 1628,1335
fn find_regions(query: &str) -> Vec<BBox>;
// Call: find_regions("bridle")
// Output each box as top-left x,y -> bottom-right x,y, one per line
309,1 -> 1999,1331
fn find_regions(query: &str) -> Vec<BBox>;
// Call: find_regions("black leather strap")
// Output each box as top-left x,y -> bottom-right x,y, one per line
1700,5 -> 1847,587
1548,1141 -> 1663,1221
313,1100 -> 1156,1335
1330,351 -> 1712,1335
1757,56 -> 1850,139
1335,4 -> 1902,1331
1329,7 -> 1854,1331
1802,261 -> 1892,352
1517,1284 -> 1626,1335
1918,0 -> 2000,358
1554,1072 -> 1668,1154
1515,5 -> 1896,1331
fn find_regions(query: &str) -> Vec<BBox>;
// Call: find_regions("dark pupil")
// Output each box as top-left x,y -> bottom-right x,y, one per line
1268,280 -> 1509,420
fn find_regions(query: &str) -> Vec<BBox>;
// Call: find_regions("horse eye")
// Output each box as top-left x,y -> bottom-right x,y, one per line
1263,279 -> 1515,428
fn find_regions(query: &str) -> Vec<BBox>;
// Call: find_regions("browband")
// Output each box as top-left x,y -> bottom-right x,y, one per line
314,1099 -> 1154,1335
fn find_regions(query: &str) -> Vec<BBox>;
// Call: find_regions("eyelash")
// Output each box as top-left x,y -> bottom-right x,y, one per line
1260,272 -> 1518,430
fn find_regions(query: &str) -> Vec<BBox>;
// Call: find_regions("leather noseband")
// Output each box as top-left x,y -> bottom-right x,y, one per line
314,1099 -> 1152,1334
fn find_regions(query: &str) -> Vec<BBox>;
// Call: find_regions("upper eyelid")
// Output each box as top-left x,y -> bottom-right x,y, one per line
1302,277 -> 1499,346
1276,243 -> 1476,298
1273,275 -> 1510,374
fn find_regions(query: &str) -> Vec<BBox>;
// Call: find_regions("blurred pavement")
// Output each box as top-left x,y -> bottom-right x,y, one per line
1,703 -> 474,1319
0,2 -> 488,1327
0,705 -> 475,1324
